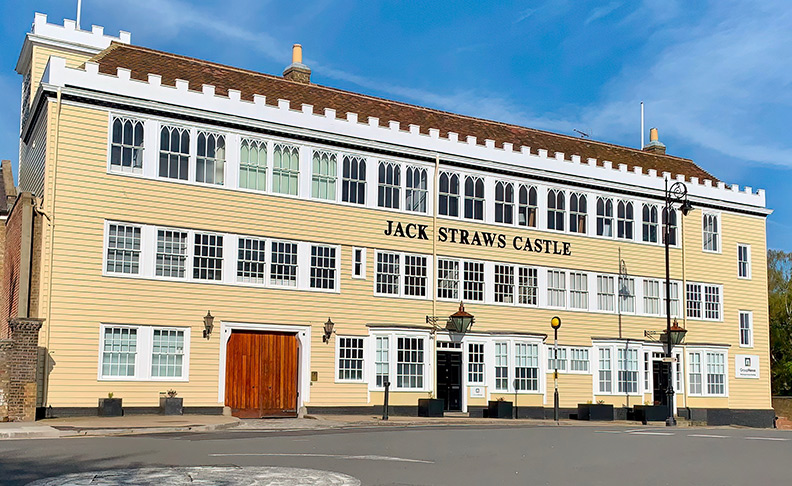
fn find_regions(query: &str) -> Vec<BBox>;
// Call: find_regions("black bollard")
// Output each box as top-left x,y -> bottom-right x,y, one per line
382,381 -> 391,420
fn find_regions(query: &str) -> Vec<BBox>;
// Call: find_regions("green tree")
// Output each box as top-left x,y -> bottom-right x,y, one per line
769,250 -> 792,395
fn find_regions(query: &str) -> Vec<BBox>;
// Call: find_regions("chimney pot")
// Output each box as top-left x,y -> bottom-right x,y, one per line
292,44 -> 302,64
283,43 -> 311,84
643,127 -> 666,155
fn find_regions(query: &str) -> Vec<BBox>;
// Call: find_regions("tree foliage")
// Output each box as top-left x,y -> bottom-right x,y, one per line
769,250 -> 792,395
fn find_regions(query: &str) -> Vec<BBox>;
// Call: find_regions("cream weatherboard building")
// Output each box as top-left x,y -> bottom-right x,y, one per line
4,13 -> 773,425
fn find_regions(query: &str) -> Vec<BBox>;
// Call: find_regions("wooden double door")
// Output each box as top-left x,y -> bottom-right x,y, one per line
225,331 -> 299,418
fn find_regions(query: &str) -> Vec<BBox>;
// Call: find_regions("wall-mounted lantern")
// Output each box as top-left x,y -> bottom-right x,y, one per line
322,318 -> 335,343
203,311 -> 214,339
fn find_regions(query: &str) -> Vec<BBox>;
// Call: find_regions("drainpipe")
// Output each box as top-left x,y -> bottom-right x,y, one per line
429,153 -> 440,399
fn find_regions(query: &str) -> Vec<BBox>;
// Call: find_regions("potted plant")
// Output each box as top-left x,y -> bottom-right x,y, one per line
159,389 -> 184,415
99,392 -> 123,417
418,397 -> 444,417
577,400 -> 614,421
487,397 -> 514,419
633,400 -> 667,424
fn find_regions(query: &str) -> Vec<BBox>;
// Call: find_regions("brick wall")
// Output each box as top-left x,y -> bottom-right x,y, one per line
0,199 -> 23,338
0,339 -> 11,420
4,318 -> 43,421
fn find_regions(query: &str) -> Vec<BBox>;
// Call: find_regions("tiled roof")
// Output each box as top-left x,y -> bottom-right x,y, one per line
90,43 -> 717,182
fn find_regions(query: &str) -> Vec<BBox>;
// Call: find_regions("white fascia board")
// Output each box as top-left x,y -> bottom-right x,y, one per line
41,55 -> 767,211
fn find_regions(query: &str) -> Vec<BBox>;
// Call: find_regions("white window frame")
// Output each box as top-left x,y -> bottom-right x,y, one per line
547,346 -> 567,372
737,243 -> 751,279
642,204 -> 659,243
517,184 -> 538,227
467,342 -> 486,384
238,137 -> 268,193
494,180 -> 515,225
373,251 -> 431,300
597,275 -> 615,312
195,130 -> 226,186
547,269 -> 566,308
437,258 -> 461,301
341,154 -> 367,205
98,324 -> 191,382
310,149 -> 338,201
546,188 -> 566,232
104,222 -> 142,276
643,279 -> 661,316
596,196 -> 614,237
463,175 -> 485,221
594,343 -> 642,396
335,335 -> 366,383
687,348 -> 729,397
618,276 -> 636,314
387,333 -> 429,391
438,171 -> 460,218
405,166 -> 428,213
702,212 -> 721,253
703,284 -> 722,321
739,310 -> 753,348
352,247 -> 367,279
108,116 -> 145,175
616,200 -> 634,240
309,244 -> 339,291
569,193 -> 587,234
569,272 -> 588,310
568,347 -> 591,374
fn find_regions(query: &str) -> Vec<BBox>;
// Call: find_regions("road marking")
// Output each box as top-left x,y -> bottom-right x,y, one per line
595,431 -> 623,434
745,437 -> 791,441
688,434 -> 729,439
629,431 -> 674,436
209,453 -> 434,463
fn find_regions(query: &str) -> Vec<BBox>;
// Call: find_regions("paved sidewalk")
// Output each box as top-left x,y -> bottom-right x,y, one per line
0,414 -> 239,440
235,414 -> 681,430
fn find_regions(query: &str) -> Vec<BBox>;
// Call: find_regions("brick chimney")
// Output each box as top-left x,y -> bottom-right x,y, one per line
283,44 -> 311,84
643,127 -> 666,155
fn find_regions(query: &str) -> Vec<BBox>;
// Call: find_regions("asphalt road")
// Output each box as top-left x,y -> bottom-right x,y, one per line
2,424 -> 791,485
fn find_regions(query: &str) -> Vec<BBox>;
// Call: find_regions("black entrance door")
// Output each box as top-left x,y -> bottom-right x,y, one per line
437,351 -> 462,411
652,361 -> 670,406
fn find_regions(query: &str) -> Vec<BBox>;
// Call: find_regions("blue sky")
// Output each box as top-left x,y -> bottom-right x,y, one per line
1,0 -> 790,250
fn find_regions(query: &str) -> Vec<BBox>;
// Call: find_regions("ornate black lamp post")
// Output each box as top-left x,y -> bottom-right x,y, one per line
663,180 -> 693,426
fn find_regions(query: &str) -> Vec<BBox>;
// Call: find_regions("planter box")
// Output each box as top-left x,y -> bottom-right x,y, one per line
98,398 -> 123,417
417,398 -> 444,417
634,405 -> 667,424
159,397 -> 184,416
577,403 -> 613,421
487,400 -> 514,419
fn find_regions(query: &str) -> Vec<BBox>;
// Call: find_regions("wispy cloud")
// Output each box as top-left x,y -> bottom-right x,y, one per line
584,2 -> 622,25
514,8 -> 537,24
581,0 -> 792,167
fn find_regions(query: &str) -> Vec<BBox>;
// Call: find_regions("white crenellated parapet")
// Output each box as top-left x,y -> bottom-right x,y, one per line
31,13 -> 131,49
39,53 -> 768,210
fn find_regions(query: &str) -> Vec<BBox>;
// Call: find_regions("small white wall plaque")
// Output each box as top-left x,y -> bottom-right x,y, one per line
735,355 -> 760,379
469,386 -> 485,398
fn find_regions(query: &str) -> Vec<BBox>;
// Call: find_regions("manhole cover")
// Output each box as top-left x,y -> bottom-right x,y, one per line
26,466 -> 360,485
